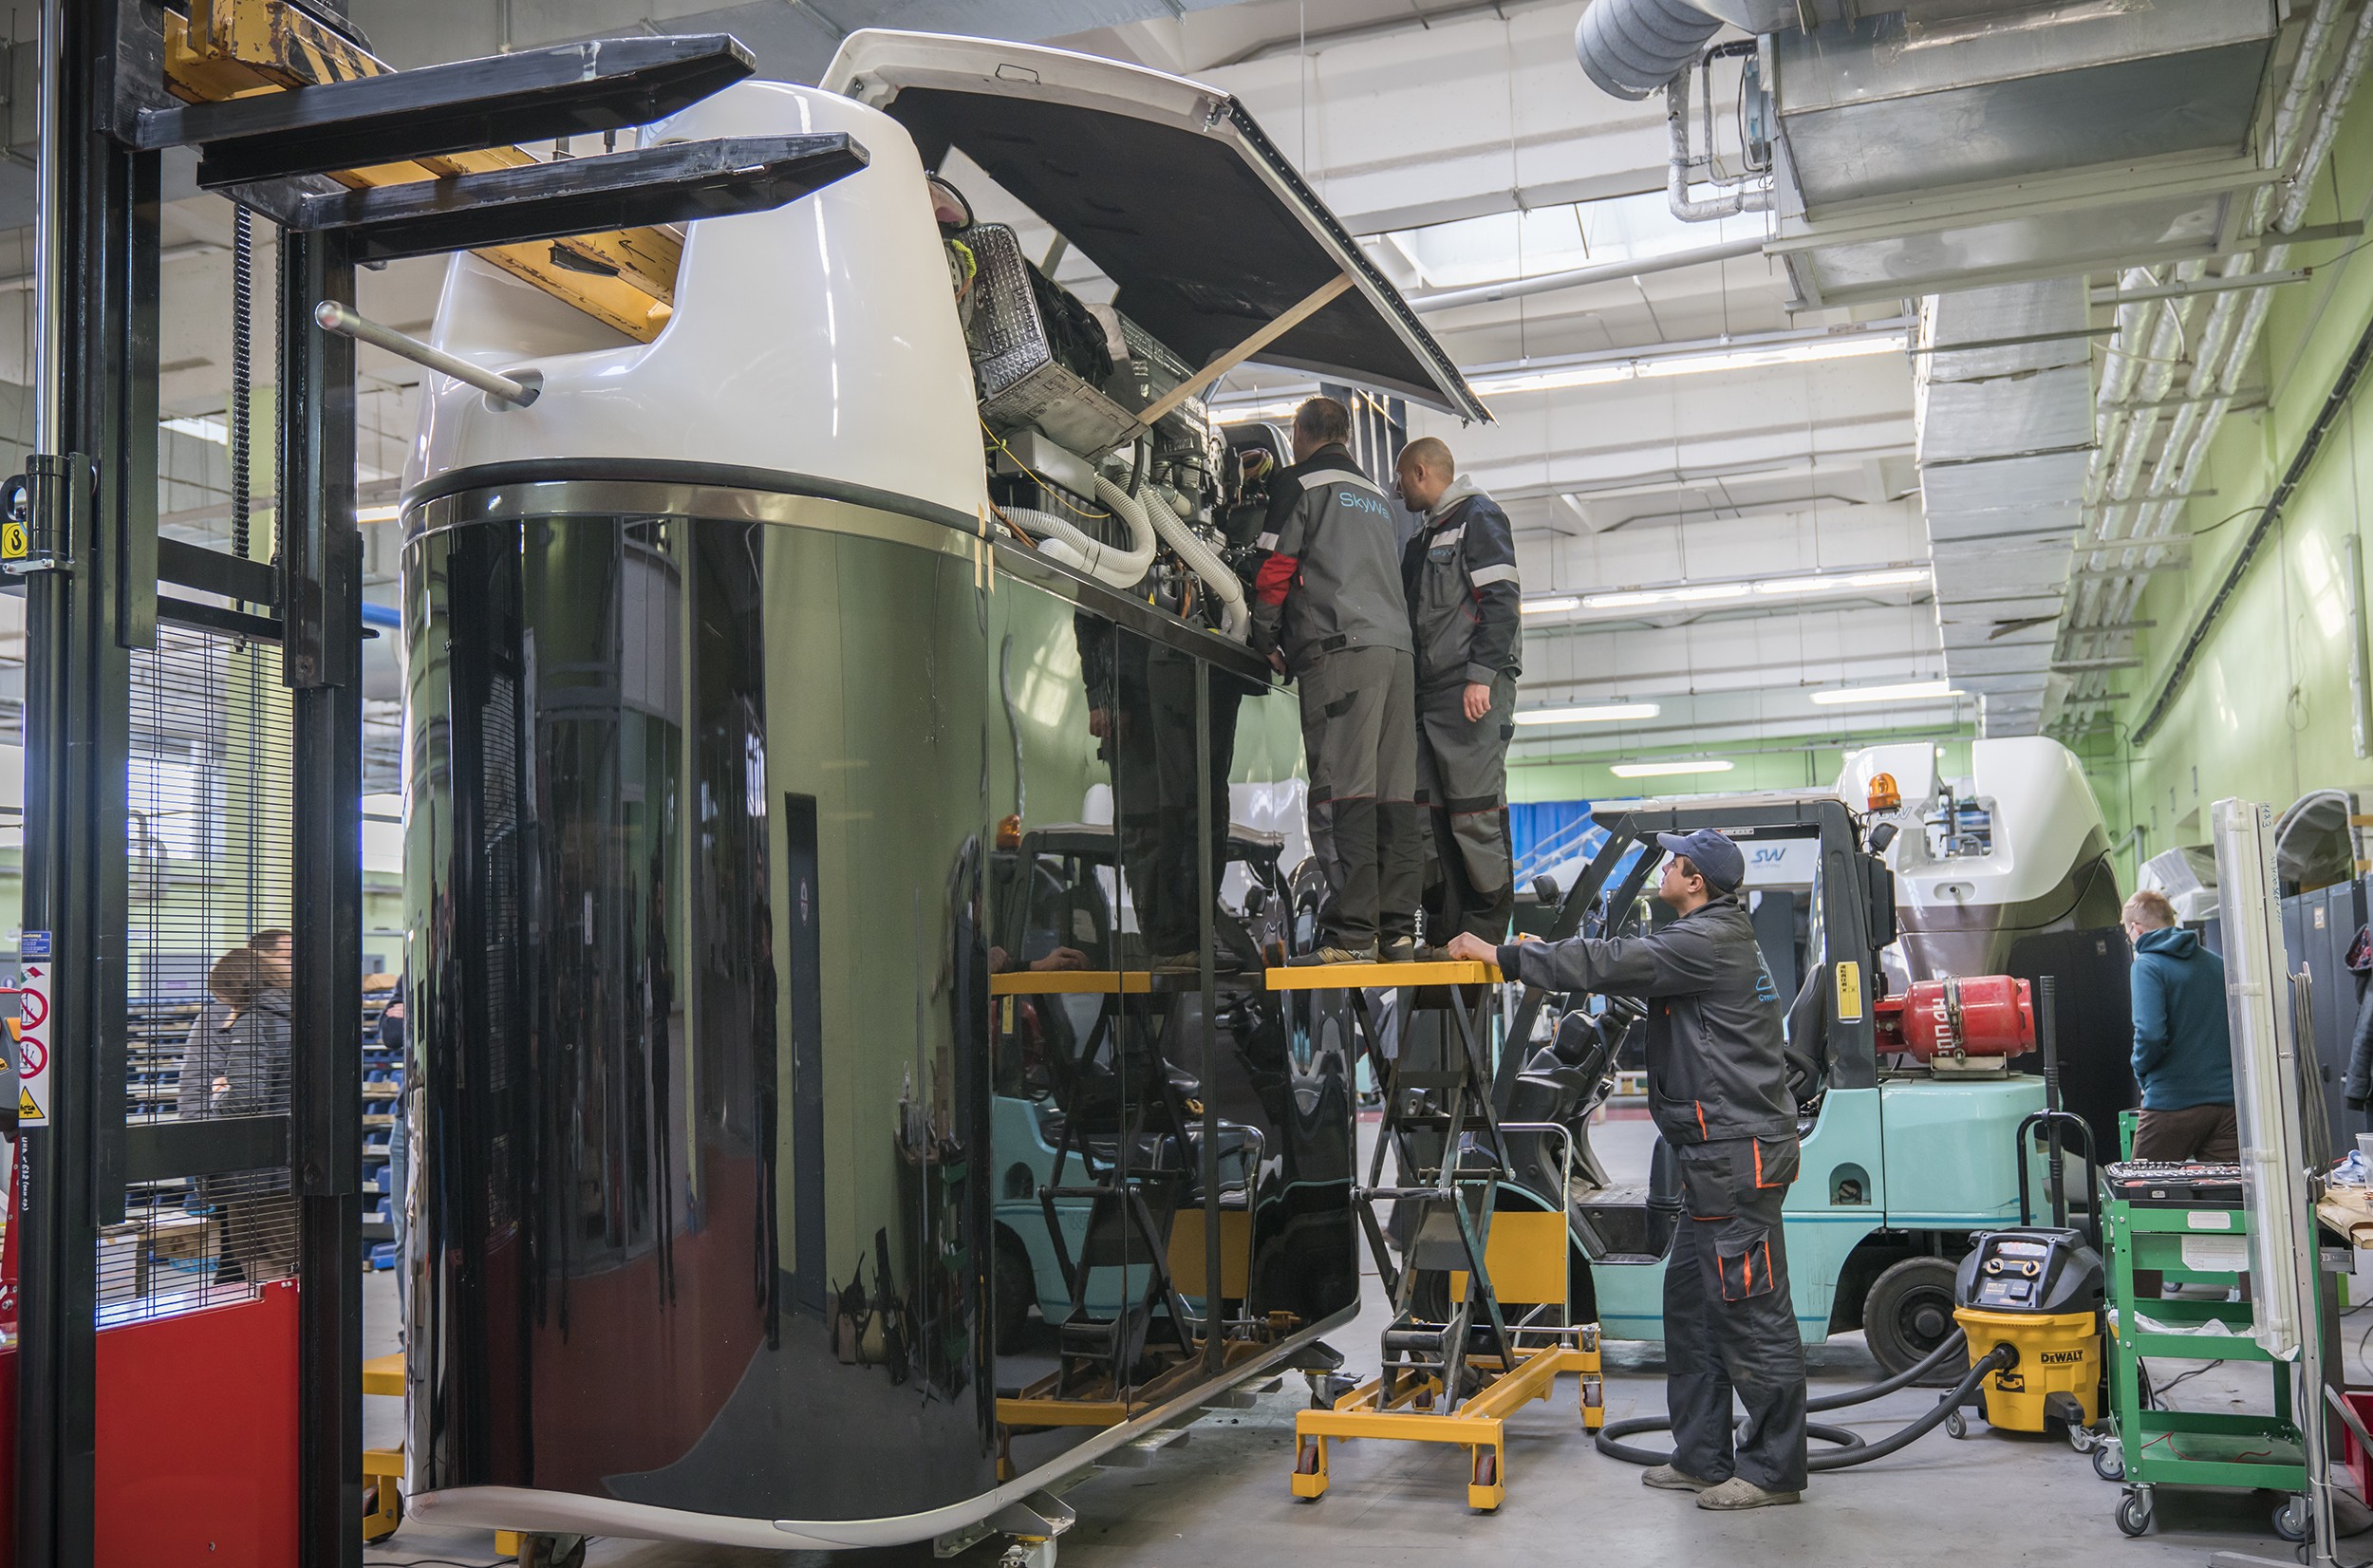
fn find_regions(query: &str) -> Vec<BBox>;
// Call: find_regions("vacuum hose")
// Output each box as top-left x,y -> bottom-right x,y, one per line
1148,483 -> 1249,641
1012,469 -> 1157,588
1595,1338 -> 2014,1473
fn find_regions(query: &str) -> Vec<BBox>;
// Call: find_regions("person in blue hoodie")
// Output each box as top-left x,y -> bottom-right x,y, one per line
2124,888 -> 2238,1161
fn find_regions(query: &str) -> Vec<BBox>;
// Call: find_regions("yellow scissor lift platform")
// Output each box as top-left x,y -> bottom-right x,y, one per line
1272,960 -> 1602,1510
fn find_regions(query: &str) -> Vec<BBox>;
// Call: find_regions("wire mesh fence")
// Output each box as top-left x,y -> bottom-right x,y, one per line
109,623 -> 297,1319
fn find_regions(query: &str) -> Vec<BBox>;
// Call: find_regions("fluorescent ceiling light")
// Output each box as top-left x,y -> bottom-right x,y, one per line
1470,333 -> 1906,401
1610,758 -> 1734,778
1514,701 -> 1660,726
1471,363 -> 1631,397
1810,680 -> 1962,706
1634,335 -> 1906,379
1754,567 -> 1934,596
162,414 -> 228,445
1212,397 -> 1306,425
1585,583 -> 1749,610
1552,568 -> 1932,614
356,504 -> 401,524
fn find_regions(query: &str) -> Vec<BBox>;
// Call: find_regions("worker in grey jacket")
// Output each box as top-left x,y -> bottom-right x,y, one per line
1394,438 -> 1522,944
1448,829 -> 1805,1509
1252,397 -> 1422,963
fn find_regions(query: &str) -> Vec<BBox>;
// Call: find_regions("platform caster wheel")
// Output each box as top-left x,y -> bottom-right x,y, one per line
2092,1441 -> 2124,1483
1943,1409 -> 1967,1440
1472,1450 -> 1497,1487
2116,1489 -> 2153,1538
2273,1495 -> 2309,1543
519,1534 -> 587,1568
361,1484 -> 402,1544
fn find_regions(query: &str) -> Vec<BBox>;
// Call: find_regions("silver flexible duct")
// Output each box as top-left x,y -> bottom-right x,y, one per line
1012,470 -> 1158,589
1575,0 -> 1724,102
1148,485 -> 1250,642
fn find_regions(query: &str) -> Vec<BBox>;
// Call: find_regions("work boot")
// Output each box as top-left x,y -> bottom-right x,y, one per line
1695,1477 -> 1802,1510
1379,936 -> 1418,964
1642,1464 -> 1716,1492
1286,943 -> 1378,966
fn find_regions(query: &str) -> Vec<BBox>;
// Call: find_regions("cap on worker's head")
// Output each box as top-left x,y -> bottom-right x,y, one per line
1654,829 -> 1745,894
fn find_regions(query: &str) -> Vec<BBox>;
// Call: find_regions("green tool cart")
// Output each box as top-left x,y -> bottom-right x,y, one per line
2096,1110 -> 2322,1542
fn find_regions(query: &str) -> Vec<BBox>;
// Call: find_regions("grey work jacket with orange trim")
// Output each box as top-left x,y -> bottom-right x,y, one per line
1498,893 -> 1794,1146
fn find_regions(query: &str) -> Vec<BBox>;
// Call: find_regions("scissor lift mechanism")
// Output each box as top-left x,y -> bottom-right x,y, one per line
1272,961 -> 1603,1511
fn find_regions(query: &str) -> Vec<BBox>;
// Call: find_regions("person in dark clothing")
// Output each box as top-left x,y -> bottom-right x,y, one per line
2123,888 -> 2237,1161
1448,828 -> 1805,1509
1251,397 -> 1422,964
1393,437 -> 1521,945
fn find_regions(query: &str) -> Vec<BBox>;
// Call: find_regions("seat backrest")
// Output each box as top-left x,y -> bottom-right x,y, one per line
1784,960 -> 1828,1099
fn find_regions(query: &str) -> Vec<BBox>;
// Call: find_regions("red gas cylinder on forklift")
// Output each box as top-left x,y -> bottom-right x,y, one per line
1875,976 -> 2036,1065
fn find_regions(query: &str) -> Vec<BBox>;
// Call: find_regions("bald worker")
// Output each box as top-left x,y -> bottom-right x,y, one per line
1395,438 -> 1523,946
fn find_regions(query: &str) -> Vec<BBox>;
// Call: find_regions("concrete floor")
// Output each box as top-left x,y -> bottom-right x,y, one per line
365,1111 -> 2364,1568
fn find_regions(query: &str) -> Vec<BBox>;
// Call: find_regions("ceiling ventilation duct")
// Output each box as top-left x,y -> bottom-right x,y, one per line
1574,0 -> 2283,306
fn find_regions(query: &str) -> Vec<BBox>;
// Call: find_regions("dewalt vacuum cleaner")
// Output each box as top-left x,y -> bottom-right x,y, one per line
1598,976 -> 2106,1469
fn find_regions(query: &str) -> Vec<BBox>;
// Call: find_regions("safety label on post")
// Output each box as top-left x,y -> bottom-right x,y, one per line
0,520 -> 27,560
1834,959 -> 1864,1023
17,933 -> 50,1127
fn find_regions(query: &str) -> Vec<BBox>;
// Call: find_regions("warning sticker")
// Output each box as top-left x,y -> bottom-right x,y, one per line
17,943 -> 50,1127
1834,960 -> 1864,1023
1,520 -> 27,560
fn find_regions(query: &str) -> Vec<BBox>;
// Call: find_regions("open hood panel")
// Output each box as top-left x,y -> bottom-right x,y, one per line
822,29 -> 1487,421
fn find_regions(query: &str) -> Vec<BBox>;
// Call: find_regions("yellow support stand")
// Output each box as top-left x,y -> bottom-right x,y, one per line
363,1351 -> 406,1541
1291,1330 -> 1603,1510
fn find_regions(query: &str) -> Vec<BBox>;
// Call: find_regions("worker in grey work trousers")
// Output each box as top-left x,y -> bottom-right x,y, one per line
1393,437 -> 1521,946
1252,397 -> 1423,965
1448,829 -> 1806,1509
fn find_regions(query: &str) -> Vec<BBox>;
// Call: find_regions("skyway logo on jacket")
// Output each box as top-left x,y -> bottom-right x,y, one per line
1250,442 -> 1414,675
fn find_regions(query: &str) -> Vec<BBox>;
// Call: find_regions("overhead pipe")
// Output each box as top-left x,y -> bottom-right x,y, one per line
1411,233 -> 1766,311
1666,63 -> 1770,221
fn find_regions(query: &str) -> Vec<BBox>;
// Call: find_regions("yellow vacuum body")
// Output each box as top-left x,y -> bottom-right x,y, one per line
1953,1228 -> 2106,1434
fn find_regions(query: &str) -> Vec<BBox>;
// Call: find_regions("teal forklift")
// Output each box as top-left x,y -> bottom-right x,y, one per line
1494,794 -> 2057,1375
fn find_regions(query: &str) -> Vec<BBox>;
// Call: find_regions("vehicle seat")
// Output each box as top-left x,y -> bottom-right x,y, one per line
1784,961 -> 1828,1106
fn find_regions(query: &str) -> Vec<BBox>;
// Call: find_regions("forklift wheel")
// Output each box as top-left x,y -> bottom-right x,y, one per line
2272,1495 -> 2308,1543
2092,1442 -> 2124,1483
2116,1490 -> 2152,1538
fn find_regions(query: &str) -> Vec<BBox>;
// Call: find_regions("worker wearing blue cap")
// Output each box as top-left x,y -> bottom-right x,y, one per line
1447,826 -> 1804,1508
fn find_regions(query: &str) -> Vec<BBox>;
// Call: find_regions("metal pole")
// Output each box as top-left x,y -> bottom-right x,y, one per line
312,301 -> 538,405
2039,974 -> 2066,1230
1196,668 -> 1223,1373
31,0 -> 64,451
287,231 -> 366,1568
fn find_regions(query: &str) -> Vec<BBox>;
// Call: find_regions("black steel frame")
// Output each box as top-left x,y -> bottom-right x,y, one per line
12,3 -> 866,1559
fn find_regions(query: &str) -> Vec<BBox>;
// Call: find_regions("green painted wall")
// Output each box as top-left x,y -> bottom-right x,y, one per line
1511,732 -> 1975,804
2079,82 -> 2373,883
